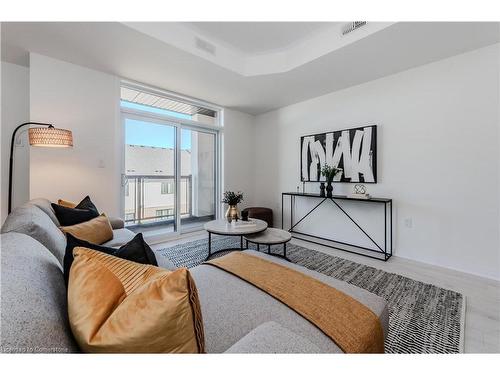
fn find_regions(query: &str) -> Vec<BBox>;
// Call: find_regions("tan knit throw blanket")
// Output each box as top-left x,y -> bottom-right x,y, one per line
205,252 -> 384,353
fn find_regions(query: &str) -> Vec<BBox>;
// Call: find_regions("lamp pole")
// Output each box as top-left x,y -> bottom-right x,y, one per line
8,122 -> 53,214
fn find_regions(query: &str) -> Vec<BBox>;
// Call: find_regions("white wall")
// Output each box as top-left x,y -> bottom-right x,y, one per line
29,53 -> 122,217
1,62 -> 30,223
28,53 -> 256,220
254,44 -> 500,280
8,44 -> 500,279
223,109 -> 256,209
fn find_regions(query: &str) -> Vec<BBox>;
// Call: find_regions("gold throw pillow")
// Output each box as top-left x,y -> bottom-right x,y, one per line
60,214 -> 113,244
57,199 -> 77,208
68,247 -> 205,353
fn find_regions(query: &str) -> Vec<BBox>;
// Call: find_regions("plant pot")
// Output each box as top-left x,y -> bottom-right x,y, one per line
326,181 -> 333,198
319,182 -> 325,197
225,204 -> 240,222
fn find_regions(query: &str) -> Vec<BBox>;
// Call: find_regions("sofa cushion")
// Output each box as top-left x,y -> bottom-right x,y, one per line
68,248 -> 205,353
0,232 -> 79,353
108,216 -> 125,229
63,232 -> 158,286
30,197 -> 60,226
102,227 -> 136,247
31,197 -> 125,230
51,203 -> 99,226
57,195 -> 99,216
191,250 -> 389,353
60,214 -> 113,245
1,203 -> 67,265
57,198 -> 77,208
97,228 -> 177,271
225,321 -> 320,353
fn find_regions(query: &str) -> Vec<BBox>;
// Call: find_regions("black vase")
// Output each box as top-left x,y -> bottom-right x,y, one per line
326,181 -> 333,198
319,182 -> 325,197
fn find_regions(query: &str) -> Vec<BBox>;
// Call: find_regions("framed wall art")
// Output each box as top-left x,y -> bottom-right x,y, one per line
300,125 -> 377,183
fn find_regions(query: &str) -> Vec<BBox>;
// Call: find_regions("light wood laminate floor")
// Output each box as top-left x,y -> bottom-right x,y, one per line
152,231 -> 500,353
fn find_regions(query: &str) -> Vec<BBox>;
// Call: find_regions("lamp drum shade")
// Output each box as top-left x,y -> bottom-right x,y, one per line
8,121 -> 74,214
29,126 -> 73,147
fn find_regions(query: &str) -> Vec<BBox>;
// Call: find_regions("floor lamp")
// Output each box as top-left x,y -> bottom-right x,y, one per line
8,122 -> 73,214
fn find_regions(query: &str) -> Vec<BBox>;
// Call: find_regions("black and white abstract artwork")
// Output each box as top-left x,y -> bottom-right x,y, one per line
300,125 -> 377,183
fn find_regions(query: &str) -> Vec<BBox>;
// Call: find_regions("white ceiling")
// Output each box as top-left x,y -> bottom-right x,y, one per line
124,22 -> 393,76
2,22 -> 499,115
185,22 -> 335,54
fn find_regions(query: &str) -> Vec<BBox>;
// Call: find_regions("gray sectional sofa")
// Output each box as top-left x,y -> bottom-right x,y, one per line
1,198 -> 136,265
1,199 -> 389,353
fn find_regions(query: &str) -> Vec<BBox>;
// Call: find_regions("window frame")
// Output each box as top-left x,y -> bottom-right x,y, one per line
160,181 -> 169,195
119,81 -> 223,241
120,81 -> 223,130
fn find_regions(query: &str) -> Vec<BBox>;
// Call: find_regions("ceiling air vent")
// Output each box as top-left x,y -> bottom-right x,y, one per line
195,37 -> 216,56
341,21 -> 367,35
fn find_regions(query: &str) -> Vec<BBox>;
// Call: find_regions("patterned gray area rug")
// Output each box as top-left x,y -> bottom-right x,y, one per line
157,236 -> 465,354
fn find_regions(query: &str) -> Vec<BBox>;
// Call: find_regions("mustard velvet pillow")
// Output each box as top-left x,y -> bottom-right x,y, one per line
60,214 -> 113,245
57,199 -> 77,208
68,247 -> 205,353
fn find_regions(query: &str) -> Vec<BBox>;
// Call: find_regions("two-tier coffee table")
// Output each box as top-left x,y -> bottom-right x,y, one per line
204,219 -> 268,260
244,228 -> 292,261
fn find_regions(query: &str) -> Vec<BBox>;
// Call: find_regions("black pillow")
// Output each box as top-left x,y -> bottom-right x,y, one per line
54,195 -> 99,223
51,203 -> 99,226
63,232 -> 158,286
73,195 -> 99,216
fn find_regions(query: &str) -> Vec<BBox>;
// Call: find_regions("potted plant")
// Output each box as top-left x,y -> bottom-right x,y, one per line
222,191 -> 244,222
321,164 -> 343,198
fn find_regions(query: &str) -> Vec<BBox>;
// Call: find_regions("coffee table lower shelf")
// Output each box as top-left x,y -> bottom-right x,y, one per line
204,219 -> 268,260
243,228 -> 293,261
243,239 -> 290,261
205,232 -> 291,262
205,232 -> 247,261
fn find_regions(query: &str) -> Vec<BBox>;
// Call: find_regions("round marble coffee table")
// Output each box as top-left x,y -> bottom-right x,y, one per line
244,228 -> 292,261
204,219 -> 268,260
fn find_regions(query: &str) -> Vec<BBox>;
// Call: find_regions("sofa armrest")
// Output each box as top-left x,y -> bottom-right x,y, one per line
225,322 -> 321,353
108,216 -> 125,229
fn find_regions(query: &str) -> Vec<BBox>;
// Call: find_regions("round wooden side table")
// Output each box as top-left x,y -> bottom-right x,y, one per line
244,228 -> 292,261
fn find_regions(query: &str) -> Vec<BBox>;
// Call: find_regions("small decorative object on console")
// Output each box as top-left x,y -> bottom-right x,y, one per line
319,182 -> 326,197
349,184 -> 371,199
222,191 -> 244,222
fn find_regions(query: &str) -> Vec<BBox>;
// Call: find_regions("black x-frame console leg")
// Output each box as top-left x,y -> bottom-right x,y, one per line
281,193 -> 392,261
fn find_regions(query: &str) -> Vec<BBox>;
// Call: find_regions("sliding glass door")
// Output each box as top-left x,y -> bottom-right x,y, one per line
180,128 -> 216,230
122,115 -> 217,236
123,116 -> 179,233
120,83 -> 220,237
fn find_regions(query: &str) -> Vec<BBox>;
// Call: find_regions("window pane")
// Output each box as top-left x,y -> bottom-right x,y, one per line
124,118 -> 177,230
181,129 -> 215,228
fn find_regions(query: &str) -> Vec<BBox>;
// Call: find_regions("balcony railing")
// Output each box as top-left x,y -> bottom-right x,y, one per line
124,175 -> 192,226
